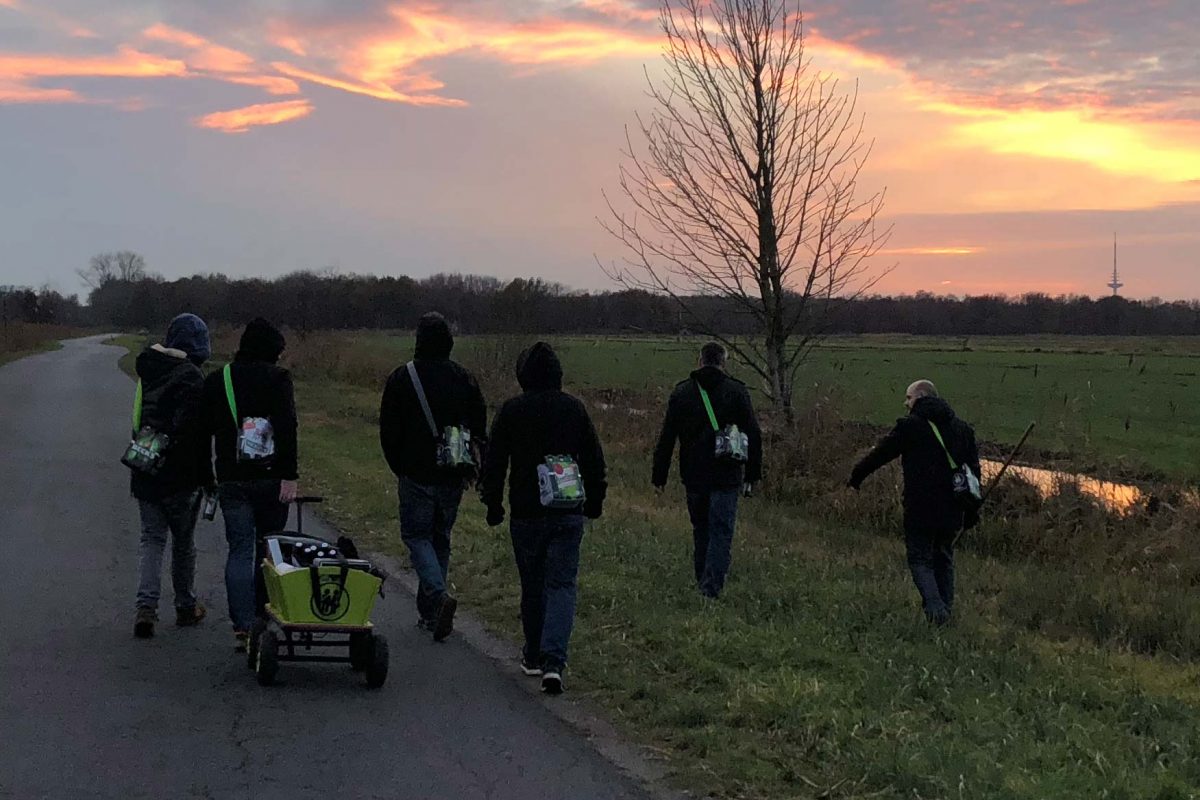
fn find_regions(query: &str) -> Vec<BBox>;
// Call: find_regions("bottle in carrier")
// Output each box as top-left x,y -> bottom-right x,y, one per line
201,491 -> 219,521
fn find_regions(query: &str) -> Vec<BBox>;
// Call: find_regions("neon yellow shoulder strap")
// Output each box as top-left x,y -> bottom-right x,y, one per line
222,365 -> 239,426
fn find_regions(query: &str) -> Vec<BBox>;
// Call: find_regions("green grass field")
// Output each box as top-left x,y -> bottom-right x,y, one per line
111,332 -> 1200,799
299,331 -> 1200,482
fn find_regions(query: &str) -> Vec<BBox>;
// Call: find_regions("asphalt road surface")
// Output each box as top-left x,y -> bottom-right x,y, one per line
0,337 -> 652,800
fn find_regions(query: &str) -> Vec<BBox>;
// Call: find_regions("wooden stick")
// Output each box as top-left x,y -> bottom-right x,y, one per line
982,421 -> 1036,503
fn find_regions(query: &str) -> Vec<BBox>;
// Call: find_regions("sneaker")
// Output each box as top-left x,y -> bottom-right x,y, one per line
234,631 -> 249,653
176,604 -> 207,627
520,657 -> 543,677
134,607 -> 157,639
541,670 -> 564,696
432,594 -> 458,643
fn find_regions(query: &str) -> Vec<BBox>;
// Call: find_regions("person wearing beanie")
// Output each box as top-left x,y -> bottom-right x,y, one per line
127,313 -> 214,639
480,341 -> 607,695
652,342 -> 762,600
379,312 -> 487,642
202,317 -> 298,651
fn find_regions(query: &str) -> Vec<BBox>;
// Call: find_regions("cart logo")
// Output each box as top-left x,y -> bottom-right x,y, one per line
311,576 -> 351,621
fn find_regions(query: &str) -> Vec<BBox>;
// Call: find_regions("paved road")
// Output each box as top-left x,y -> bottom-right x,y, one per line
0,337 -> 651,800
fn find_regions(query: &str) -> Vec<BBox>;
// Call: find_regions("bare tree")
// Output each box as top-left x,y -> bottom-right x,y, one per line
78,250 -> 147,290
601,0 -> 891,419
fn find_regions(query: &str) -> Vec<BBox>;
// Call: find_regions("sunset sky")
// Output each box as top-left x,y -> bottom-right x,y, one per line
1,0 -> 1197,299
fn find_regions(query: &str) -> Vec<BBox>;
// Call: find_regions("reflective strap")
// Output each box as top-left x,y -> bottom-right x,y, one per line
222,364 -> 239,427
927,421 -> 959,470
697,383 -> 720,431
132,380 -> 143,431
406,361 -> 439,439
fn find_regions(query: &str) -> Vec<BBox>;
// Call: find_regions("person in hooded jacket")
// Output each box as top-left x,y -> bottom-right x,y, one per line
848,379 -> 980,625
480,342 -> 606,695
202,318 -> 298,651
379,312 -> 487,642
652,342 -> 762,599
129,314 -> 214,639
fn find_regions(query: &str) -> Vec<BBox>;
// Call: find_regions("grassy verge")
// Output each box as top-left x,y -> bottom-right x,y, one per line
0,323 -> 78,366
109,335 -> 1200,798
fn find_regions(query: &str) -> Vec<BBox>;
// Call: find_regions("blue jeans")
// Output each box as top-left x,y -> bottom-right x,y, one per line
686,488 -> 739,598
219,480 -> 289,632
904,522 -> 956,619
510,516 -> 585,672
136,489 -> 201,612
399,477 -> 464,622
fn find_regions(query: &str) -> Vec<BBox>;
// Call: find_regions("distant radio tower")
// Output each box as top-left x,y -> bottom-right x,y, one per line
1108,233 -> 1123,297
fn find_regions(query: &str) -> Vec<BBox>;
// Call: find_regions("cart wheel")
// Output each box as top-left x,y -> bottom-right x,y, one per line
365,634 -> 389,689
349,631 -> 370,672
256,630 -> 279,686
247,619 -> 268,670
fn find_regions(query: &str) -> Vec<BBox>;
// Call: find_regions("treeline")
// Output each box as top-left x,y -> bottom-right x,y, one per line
14,271 -> 1200,336
0,286 -> 89,326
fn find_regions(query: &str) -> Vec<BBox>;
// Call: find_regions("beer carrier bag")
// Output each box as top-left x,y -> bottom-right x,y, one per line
405,361 -> 474,470
928,421 -> 983,512
223,365 -> 276,463
698,382 -> 749,462
121,380 -> 171,475
538,455 -> 586,510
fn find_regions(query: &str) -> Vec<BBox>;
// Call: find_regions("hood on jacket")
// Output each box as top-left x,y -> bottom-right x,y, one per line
164,313 -> 210,365
516,341 -> 563,392
691,365 -> 727,392
136,344 -> 188,383
910,396 -> 956,424
414,312 -> 454,360
236,318 -> 286,364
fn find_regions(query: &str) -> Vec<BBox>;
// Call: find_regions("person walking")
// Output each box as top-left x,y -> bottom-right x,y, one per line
480,342 -> 606,695
379,312 -> 487,642
202,318 -> 298,651
847,379 -> 980,626
652,342 -> 761,599
127,314 -> 213,639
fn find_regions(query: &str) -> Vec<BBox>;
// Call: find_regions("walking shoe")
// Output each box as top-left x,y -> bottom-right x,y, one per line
134,607 -> 157,639
234,631 -> 249,653
176,604 -> 207,627
520,657 -> 543,677
541,670 -> 564,696
432,594 -> 458,643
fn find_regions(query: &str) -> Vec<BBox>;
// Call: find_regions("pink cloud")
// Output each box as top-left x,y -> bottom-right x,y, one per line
194,98 -> 313,133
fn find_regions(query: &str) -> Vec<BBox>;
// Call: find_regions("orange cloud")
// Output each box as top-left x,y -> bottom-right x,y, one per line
194,99 -> 313,133
143,23 -> 256,73
882,246 -> 983,256
0,81 -> 81,103
272,62 -> 465,107
0,47 -> 187,79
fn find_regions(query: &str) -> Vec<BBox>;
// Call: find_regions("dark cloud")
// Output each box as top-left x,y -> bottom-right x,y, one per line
806,0 -> 1199,119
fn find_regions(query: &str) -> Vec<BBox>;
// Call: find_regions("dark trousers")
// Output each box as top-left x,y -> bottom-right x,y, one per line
685,488 -> 739,598
510,515 -> 585,672
219,480 -> 288,632
904,523 -> 956,618
399,477 -> 463,622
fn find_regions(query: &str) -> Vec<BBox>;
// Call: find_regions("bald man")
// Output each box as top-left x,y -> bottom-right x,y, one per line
847,380 -> 980,625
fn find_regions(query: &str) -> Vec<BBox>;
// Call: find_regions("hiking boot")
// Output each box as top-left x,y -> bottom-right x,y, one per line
520,656 -> 543,677
234,631 -> 249,653
432,594 -> 458,643
541,669 -> 564,696
134,607 -> 157,639
176,604 -> 207,627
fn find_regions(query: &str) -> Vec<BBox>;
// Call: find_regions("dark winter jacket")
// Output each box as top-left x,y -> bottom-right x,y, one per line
480,342 -> 607,520
379,316 -> 487,487
202,319 -> 298,483
129,345 -> 213,501
849,396 -> 981,532
652,367 -> 763,490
